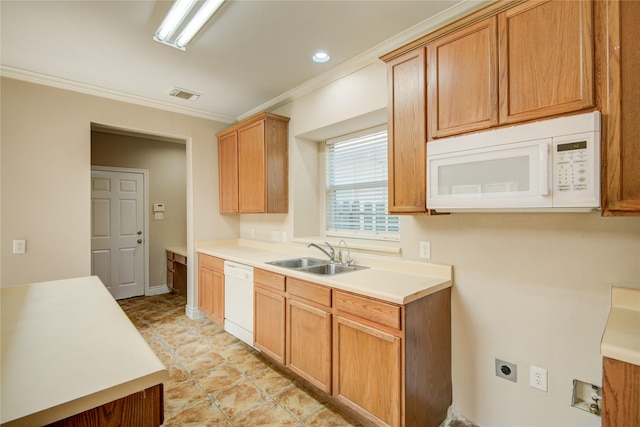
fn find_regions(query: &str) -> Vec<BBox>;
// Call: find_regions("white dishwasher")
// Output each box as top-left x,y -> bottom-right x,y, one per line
223,260 -> 254,347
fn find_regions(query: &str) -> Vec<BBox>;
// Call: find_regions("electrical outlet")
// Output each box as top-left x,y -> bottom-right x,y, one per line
530,365 -> 548,392
495,358 -> 517,383
419,241 -> 431,259
281,231 -> 287,242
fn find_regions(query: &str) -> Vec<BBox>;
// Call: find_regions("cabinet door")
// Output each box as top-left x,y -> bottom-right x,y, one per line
498,0 -> 594,124
597,0 -> 640,215
218,131 -> 239,214
333,315 -> 401,426
387,47 -> 427,214
254,286 -> 286,364
286,299 -> 332,393
427,17 -> 498,139
602,357 -> 640,426
238,120 -> 266,213
198,265 -> 214,319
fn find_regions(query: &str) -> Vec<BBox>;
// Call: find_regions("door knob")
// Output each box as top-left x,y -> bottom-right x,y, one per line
137,231 -> 142,235
137,239 -> 143,244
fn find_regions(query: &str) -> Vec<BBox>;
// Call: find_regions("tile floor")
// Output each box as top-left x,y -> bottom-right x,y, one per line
119,293 -> 363,427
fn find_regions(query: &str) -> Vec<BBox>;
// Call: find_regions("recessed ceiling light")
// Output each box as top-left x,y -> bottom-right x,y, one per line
312,51 -> 330,63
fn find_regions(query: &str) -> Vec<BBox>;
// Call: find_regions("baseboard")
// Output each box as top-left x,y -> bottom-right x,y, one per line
146,284 -> 170,296
185,304 -> 204,320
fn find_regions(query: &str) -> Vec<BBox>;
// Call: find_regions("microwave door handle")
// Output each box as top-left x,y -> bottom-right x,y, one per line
539,143 -> 550,196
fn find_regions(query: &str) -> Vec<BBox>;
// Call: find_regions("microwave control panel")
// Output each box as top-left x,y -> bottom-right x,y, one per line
555,140 -> 588,192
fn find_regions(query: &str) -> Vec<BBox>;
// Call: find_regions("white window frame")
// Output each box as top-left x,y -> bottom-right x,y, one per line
324,125 -> 400,242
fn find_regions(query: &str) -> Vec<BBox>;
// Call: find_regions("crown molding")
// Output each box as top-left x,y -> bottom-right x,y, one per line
1,0 -> 488,125
237,0 -> 490,121
0,65 -> 236,124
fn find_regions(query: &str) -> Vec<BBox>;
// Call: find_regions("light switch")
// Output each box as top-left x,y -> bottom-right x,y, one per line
13,239 -> 26,254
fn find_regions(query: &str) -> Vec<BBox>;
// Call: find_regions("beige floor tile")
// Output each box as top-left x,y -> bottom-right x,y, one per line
219,342 -> 255,362
164,330 -> 200,348
196,364 -> 246,393
252,367 -> 295,395
212,380 -> 268,419
274,386 -> 324,420
175,339 -> 213,359
165,363 -> 190,387
301,407 -> 362,427
208,332 -> 241,349
181,352 -> 226,377
232,400 -> 298,427
163,399 -> 230,426
234,353 -> 270,376
164,381 -> 210,414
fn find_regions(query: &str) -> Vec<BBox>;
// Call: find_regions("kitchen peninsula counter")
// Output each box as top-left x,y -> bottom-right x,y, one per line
197,239 -> 452,304
1,276 -> 168,427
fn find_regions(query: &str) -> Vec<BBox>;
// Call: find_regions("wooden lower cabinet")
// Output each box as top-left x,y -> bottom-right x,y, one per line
253,270 -> 451,427
198,254 -> 224,325
286,278 -> 332,393
254,269 -> 286,364
602,356 -> 640,426
333,315 -> 402,426
334,288 -> 451,427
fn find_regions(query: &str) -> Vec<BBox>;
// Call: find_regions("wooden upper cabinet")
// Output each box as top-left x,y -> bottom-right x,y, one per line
427,17 -> 499,139
498,0 -> 594,124
596,0 -> 640,216
238,120 -> 267,213
218,131 -> 238,214
387,47 -> 427,214
216,112 -> 289,214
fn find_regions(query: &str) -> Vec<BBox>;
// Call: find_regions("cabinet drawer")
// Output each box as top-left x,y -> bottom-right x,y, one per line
334,291 -> 401,330
174,254 -> 187,265
254,268 -> 286,292
166,251 -> 174,261
287,277 -> 331,307
198,253 -> 224,272
167,259 -> 174,272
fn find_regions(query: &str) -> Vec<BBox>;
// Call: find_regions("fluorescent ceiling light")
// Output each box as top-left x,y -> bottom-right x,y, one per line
154,0 -> 225,50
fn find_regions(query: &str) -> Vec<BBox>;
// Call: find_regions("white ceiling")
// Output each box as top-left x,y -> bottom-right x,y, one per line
1,0 -> 486,123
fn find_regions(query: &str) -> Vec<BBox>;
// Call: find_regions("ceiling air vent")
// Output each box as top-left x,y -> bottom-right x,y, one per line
168,87 -> 201,101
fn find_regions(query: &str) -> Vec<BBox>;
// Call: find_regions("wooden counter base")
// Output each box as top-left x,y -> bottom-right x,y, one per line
45,384 -> 163,427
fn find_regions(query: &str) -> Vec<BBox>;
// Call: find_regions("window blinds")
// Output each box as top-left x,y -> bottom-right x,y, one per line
326,128 -> 399,239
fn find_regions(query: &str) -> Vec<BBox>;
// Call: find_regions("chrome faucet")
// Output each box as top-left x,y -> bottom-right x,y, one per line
338,240 -> 354,266
308,242 -> 337,262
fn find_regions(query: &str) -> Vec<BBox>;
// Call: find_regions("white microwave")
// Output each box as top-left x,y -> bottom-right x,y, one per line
426,111 -> 601,212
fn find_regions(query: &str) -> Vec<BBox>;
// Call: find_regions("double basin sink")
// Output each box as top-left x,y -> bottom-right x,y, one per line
266,257 -> 368,276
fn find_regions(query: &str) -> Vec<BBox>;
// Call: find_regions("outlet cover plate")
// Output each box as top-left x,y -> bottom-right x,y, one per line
496,358 -> 517,383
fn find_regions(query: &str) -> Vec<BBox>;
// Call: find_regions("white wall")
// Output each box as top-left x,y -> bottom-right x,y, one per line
238,62 -> 640,425
0,78 -> 240,313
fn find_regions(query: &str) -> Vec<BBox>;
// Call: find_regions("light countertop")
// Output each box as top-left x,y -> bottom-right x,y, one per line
167,245 -> 187,258
197,239 -> 452,305
0,276 -> 169,427
601,286 -> 640,366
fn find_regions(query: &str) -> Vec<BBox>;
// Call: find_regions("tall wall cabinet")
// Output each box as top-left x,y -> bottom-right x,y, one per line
596,0 -> 640,216
216,112 -> 289,214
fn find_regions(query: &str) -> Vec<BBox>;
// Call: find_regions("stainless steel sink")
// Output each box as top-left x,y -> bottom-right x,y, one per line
265,257 -> 368,276
299,263 -> 368,276
266,257 -> 327,269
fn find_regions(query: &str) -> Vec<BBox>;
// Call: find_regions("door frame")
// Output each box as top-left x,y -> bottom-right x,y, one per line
91,165 -> 150,296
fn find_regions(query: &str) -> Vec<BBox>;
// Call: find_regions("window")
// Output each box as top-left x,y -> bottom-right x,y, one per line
325,126 -> 399,240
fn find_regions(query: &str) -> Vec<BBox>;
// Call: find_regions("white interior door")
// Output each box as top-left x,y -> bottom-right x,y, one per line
91,169 -> 145,300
